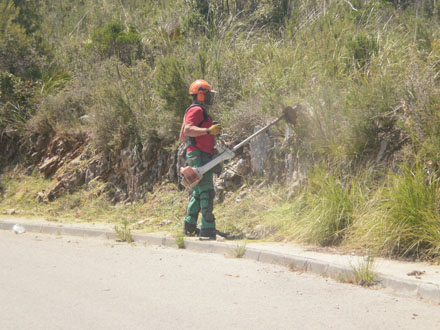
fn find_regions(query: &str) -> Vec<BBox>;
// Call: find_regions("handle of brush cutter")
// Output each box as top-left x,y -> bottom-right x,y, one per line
232,115 -> 285,152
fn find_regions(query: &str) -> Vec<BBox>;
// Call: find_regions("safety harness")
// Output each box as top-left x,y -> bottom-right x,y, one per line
184,102 -> 209,150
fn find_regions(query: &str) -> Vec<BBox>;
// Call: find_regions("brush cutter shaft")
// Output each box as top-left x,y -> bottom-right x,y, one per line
232,116 -> 284,152
190,115 -> 284,178
198,148 -> 235,176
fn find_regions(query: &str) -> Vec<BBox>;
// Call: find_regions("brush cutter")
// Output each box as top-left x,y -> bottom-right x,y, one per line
180,105 -> 299,189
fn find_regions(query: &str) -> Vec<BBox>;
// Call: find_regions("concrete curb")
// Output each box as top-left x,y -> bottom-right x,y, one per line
2,220 -> 439,303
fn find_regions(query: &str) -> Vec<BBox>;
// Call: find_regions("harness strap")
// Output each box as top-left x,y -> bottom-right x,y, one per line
184,102 -> 209,149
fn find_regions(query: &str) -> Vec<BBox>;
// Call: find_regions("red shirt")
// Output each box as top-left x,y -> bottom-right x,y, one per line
185,105 -> 215,154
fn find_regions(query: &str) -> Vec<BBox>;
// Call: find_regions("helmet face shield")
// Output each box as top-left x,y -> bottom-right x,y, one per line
204,91 -> 215,106
189,80 -> 216,106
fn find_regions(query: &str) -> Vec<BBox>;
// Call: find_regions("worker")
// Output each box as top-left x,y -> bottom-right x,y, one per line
179,79 -> 222,240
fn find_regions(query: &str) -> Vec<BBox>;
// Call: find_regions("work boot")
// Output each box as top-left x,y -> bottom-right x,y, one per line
199,227 -> 216,240
184,222 -> 200,236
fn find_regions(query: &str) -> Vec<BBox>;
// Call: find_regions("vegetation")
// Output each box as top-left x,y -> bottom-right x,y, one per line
175,231 -> 186,249
337,255 -> 378,287
114,219 -> 133,243
1,0 -> 440,260
232,240 -> 247,258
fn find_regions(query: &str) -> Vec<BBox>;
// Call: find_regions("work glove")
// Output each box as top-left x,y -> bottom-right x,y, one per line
207,124 -> 222,135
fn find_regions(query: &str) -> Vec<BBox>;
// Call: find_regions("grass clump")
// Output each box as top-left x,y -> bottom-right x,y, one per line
337,256 -> 377,287
175,231 -> 185,249
351,256 -> 377,287
232,240 -> 247,258
114,219 -> 133,243
351,164 -> 440,259
288,166 -> 369,246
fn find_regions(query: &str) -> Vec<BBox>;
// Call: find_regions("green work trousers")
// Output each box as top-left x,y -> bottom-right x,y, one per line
184,149 -> 216,230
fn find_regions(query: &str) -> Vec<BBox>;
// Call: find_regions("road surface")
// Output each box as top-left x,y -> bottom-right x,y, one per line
1,230 -> 439,330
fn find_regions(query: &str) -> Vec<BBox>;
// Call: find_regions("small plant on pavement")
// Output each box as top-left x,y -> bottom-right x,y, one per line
337,255 -> 377,287
350,255 -> 377,287
175,231 -> 185,249
232,240 -> 247,258
114,219 -> 133,243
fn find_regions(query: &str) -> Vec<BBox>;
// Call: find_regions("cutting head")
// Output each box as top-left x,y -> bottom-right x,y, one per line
282,105 -> 299,126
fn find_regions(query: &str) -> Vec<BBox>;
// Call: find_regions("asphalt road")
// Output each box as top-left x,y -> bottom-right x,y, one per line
1,230 -> 440,330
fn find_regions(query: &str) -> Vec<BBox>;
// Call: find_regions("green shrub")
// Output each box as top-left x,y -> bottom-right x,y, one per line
154,55 -> 191,118
27,80 -> 89,138
40,68 -> 71,95
12,0 -> 42,35
0,1 -> 41,79
89,21 -> 142,65
89,59 -> 179,153
0,72 -> 38,143
347,33 -> 379,69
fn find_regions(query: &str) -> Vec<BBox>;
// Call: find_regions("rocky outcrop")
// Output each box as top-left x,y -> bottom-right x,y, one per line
37,133 -> 89,178
34,121 -> 308,204
35,135 -> 181,204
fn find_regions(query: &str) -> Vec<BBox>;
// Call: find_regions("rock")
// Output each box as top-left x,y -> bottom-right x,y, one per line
158,219 -> 172,226
234,158 -> 250,176
250,125 -> 271,174
3,208 -> 23,215
246,225 -> 269,240
136,219 -> 152,226
36,191 -> 47,203
39,155 -> 61,177
407,270 -> 426,276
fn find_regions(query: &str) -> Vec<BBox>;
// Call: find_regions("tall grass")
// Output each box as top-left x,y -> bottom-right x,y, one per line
288,165 -> 371,246
351,164 -> 440,259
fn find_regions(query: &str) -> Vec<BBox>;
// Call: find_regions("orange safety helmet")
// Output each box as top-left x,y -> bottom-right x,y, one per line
189,79 -> 216,105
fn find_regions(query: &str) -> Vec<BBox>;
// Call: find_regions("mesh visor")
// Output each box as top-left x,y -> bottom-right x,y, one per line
205,90 -> 216,105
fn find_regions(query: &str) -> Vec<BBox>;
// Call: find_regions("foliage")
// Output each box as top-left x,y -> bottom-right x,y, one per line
0,72 -> 38,152
232,240 -> 247,258
347,33 -> 379,69
289,166 -> 368,246
114,219 -> 133,243
0,1 -> 41,78
338,255 -> 377,287
155,55 -> 191,118
27,79 -> 89,138
12,0 -> 43,35
175,231 -> 185,248
89,21 -> 142,65
351,164 -> 440,259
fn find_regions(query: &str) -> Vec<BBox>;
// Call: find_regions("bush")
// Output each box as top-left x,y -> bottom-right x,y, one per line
154,55 -> 191,118
0,72 -> 38,144
89,21 -> 142,65
89,59 -> 179,153
347,33 -> 379,69
27,80 -> 90,139
0,1 -> 41,79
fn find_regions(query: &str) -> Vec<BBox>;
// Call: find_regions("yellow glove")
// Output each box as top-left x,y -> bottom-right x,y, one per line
207,124 -> 222,135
